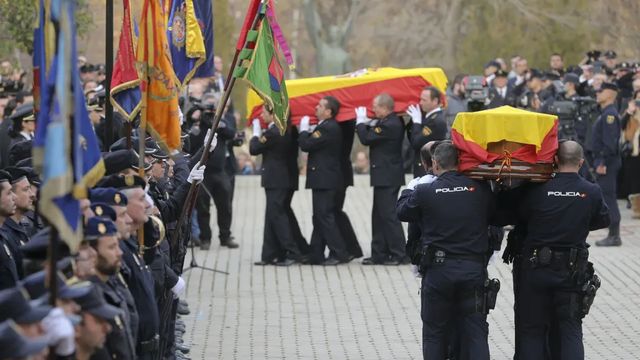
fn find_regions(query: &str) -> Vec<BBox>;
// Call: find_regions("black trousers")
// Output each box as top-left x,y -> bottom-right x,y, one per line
371,186 -> 406,262
285,190 -> 310,255
310,189 -> 349,263
334,187 -> 362,258
596,159 -> 621,229
261,189 -> 303,262
516,261 -> 584,360
196,172 -> 233,243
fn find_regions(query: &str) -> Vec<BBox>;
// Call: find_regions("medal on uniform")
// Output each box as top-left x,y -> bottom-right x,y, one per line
312,130 -> 322,138
422,126 -> 432,136
374,127 -> 382,134
606,115 -> 615,124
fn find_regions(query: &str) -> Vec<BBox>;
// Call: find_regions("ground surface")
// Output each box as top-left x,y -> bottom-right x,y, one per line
181,175 -> 640,359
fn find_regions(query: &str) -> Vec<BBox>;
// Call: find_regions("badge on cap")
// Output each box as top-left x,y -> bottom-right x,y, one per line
606,115 -> 615,124
311,130 -> 322,139
98,222 -> 107,234
114,193 -> 121,204
95,206 -> 103,216
422,126 -> 432,136
124,175 -> 134,187
374,127 -> 382,134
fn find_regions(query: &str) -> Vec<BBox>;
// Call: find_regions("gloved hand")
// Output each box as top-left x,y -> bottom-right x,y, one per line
187,162 -> 206,184
172,276 -> 186,298
252,119 -> 262,137
407,177 -> 420,190
299,115 -> 310,132
407,104 -> 423,125
410,265 -> 421,278
355,107 -> 370,125
42,308 -> 75,356
203,129 -> 217,153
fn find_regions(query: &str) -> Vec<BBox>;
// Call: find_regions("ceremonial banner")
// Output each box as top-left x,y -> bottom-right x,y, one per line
192,0 -> 215,79
451,106 -> 559,171
33,0 -> 55,113
233,2 -> 289,134
167,0 -> 206,88
33,0 -> 105,252
246,67 -> 448,124
137,0 -> 181,151
111,0 -> 141,121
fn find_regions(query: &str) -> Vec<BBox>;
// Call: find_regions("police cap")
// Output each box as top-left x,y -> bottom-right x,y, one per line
527,69 -> 543,80
563,73 -> 580,85
89,187 -> 128,206
0,320 -> 49,359
103,149 -> 151,175
3,166 -> 29,184
84,216 -> 118,241
74,285 -> 121,320
21,228 -> 71,261
89,203 -> 117,222
95,174 -> 146,189
8,140 -> 32,166
21,271 -> 92,301
0,170 -> 12,184
0,287 -> 51,324
494,69 -> 508,78
598,82 -> 619,92
603,50 -> 617,59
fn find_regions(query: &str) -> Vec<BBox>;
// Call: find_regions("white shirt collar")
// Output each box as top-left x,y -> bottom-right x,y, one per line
424,107 -> 442,119
20,131 -> 32,140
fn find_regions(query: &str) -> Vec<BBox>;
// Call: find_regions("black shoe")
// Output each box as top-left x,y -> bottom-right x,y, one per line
220,239 -> 239,249
322,258 -> 341,266
383,258 -> 402,266
175,324 -> 186,333
176,343 -> 190,354
361,257 -> 382,265
177,302 -> 190,315
254,259 -> 275,266
595,236 -> 622,247
189,237 -> 201,247
179,299 -> 188,307
200,242 -> 211,251
276,258 -> 297,266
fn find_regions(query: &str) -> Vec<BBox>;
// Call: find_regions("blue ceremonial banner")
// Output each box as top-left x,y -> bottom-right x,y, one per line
33,0 -> 104,252
192,0 -> 215,79
167,0 -> 206,89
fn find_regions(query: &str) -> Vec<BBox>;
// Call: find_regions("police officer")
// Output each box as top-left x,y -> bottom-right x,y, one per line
0,170 -> 19,289
487,69 -> 516,109
396,142 -> 494,359
0,167 -> 34,278
590,82 -> 622,246
355,93 -> 407,265
299,96 -> 350,265
250,107 -> 308,265
515,141 -> 609,359
406,86 -> 448,177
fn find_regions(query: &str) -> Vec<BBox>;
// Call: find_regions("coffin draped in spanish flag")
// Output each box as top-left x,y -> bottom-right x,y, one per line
245,67 -> 448,123
451,106 -> 559,182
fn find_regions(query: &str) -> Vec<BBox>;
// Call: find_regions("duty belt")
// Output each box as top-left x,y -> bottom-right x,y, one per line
138,334 -> 160,354
526,247 -> 588,271
421,246 -> 485,265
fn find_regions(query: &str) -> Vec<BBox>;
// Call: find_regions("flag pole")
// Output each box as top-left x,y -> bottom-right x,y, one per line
172,3 -> 267,248
105,0 -> 114,148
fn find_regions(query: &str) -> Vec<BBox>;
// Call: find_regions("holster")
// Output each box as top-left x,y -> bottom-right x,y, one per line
574,261 -> 601,318
479,278 -> 501,314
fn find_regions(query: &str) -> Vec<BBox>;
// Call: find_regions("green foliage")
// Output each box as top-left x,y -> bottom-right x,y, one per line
0,0 -> 94,57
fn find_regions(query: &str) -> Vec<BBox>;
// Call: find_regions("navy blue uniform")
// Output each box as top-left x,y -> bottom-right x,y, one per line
0,232 -> 19,290
0,217 -> 29,278
408,109 -> 447,177
357,113 -> 406,262
588,104 -> 621,231
397,171 -> 493,359
516,173 -> 609,359
299,119 -> 349,263
336,120 -> 362,259
250,124 -> 307,262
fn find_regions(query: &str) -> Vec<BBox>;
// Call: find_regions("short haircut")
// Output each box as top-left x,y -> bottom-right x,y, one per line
557,140 -> 584,167
420,140 -> 447,169
322,96 -> 340,117
550,53 -> 563,59
374,93 -> 394,111
423,86 -> 442,104
432,142 -> 458,170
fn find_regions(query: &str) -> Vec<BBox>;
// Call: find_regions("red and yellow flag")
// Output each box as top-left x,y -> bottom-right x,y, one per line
136,0 -> 181,151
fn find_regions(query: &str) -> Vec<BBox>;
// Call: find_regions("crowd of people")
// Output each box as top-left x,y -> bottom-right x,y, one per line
0,46 -> 638,359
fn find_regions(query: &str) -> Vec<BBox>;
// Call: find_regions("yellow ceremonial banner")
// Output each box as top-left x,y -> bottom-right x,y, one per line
452,106 -> 557,152
137,0 -> 181,151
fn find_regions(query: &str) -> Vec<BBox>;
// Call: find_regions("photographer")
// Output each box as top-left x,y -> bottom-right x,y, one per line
620,91 -> 640,218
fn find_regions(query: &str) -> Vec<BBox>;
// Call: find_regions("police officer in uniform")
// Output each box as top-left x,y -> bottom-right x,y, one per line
515,141 -> 609,359
355,93 -> 407,265
396,142 -> 494,359
299,96 -> 350,265
487,69 -> 516,109
406,86 -> 448,177
0,170 -> 19,289
0,167 -> 34,278
590,82 -> 622,246
250,107 -> 307,265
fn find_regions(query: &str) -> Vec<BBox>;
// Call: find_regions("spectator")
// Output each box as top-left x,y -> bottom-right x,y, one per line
444,74 -> 468,133
236,152 -> 255,175
353,151 -> 369,174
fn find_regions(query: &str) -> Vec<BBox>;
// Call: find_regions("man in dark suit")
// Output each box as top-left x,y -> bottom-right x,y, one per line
299,96 -> 350,265
250,107 -> 308,266
355,93 -> 406,265
487,69 -> 516,108
406,86 -> 448,177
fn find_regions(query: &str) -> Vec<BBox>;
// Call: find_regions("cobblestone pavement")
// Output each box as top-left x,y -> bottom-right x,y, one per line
180,175 -> 640,359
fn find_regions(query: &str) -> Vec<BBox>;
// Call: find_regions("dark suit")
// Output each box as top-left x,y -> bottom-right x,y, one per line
409,108 -> 447,177
250,124 -> 307,262
0,232 -> 19,290
487,86 -> 516,108
357,113 -> 406,262
299,119 -> 349,263
336,120 -> 362,258
0,217 -> 29,279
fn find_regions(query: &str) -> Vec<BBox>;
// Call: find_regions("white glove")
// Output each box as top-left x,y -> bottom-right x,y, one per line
410,265 -> 421,278
252,119 -> 262,137
188,162 -> 206,184
407,177 -> 420,190
299,115 -> 310,132
171,276 -> 186,298
203,129 -> 217,153
355,106 -> 370,125
178,107 -> 185,126
42,308 -> 75,356
407,104 -> 423,125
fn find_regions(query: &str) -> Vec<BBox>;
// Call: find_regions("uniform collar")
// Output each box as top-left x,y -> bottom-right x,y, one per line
425,107 -> 442,119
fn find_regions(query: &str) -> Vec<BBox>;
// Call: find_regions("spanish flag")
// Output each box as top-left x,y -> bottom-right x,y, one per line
137,0 -> 181,152
451,106 -> 559,171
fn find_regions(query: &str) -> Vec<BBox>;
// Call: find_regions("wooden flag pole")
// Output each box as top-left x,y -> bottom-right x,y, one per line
105,0 -> 114,148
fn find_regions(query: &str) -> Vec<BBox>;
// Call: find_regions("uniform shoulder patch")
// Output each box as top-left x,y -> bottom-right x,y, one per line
606,115 -> 615,124
259,136 -> 267,144
312,130 -> 322,139
422,126 -> 432,136
374,127 -> 382,134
